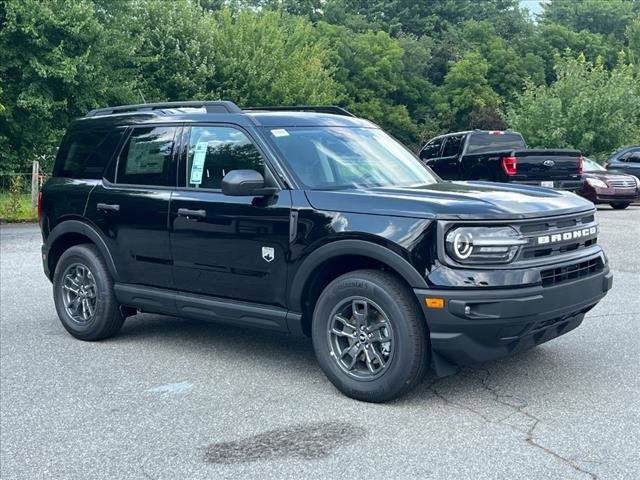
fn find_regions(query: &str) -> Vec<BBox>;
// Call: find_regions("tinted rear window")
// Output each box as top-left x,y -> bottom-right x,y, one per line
466,132 -> 526,155
53,127 -> 125,179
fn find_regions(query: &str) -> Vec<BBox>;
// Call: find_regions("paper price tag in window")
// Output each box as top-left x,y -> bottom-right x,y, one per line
190,142 -> 208,185
271,129 -> 289,137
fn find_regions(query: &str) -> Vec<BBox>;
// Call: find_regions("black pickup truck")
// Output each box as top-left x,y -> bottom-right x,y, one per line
419,130 -> 583,191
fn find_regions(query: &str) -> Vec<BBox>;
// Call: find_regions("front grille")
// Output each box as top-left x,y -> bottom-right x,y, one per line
607,178 -> 636,189
540,258 -> 602,287
518,213 -> 597,261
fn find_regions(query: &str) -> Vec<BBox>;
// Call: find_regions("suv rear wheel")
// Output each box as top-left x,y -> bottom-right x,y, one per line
53,244 -> 126,341
312,269 -> 428,402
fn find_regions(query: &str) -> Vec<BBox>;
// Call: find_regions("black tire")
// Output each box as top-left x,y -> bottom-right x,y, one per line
53,243 -> 126,341
610,202 -> 630,210
312,269 -> 429,402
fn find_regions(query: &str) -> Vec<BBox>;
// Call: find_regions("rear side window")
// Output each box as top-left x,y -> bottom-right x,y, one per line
441,135 -> 464,157
116,127 -> 177,186
420,138 -> 443,160
466,132 -> 526,154
185,126 -> 264,189
53,128 -> 124,179
620,149 -> 640,163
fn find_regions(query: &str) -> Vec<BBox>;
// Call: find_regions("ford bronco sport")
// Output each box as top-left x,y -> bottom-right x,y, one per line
40,101 -> 613,402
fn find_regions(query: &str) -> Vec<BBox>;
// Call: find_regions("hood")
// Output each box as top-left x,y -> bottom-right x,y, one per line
305,181 -> 594,220
582,171 -> 636,182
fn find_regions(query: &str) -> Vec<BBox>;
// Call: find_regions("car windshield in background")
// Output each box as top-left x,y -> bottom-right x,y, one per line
266,127 -> 438,189
466,132 -> 526,155
583,158 -> 606,172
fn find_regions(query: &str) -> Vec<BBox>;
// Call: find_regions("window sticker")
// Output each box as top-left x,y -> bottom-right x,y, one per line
126,140 -> 165,174
271,129 -> 289,137
190,142 -> 208,185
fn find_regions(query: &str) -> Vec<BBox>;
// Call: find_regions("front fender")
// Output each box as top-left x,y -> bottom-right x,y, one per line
287,239 -> 428,312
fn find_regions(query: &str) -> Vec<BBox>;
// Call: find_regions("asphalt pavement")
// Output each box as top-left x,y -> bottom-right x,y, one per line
1,205 -> 639,479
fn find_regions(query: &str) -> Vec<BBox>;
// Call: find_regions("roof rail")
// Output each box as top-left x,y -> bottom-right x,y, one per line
86,100 -> 242,117
243,105 -> 355,117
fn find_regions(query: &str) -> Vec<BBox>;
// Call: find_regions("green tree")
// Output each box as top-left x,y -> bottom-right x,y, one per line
98,0 -> 220,103
506,54 -> 640,159
432,51 -> 501,130
527,23 -> 623,82
541,0 -> 638,41
626,14 -> 640,62
315,22 -> 419,145
206,10 -> 337,106
0,0 -> 111,173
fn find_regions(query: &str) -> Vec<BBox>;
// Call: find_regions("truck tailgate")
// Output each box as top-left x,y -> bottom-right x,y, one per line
514,149 -> 581,181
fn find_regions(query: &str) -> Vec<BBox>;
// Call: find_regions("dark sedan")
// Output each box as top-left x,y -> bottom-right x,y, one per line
605,146 -> 640,179
578,158 -> 640,209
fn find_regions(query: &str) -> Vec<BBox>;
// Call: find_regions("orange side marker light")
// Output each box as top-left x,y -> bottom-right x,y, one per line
425,297 -> 445,309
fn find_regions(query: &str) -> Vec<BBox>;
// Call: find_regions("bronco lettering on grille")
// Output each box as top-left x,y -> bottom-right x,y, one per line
537,226 -> 597,245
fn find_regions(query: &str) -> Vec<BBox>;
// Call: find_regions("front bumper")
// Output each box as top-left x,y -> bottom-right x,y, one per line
415,264 -> 612,376
592,191 -> 640,204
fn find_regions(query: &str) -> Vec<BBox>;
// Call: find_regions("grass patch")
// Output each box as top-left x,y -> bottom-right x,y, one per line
0,193 -> 37,222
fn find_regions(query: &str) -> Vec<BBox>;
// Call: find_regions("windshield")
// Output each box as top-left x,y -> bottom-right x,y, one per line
583,158 -> 606,172
466,132 -> 526,154
265,127 -> 438,189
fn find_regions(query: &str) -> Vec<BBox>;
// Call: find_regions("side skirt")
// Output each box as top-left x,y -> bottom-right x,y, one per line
113,283 -> 300,333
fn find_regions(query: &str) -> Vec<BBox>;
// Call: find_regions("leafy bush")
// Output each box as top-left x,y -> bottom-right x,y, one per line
505,54 -> 640,159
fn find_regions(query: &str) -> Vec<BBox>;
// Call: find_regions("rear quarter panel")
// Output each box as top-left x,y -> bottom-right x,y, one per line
40,178 -> 97,240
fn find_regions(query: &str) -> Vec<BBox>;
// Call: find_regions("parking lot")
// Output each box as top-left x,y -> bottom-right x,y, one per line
1,205 -> 638,480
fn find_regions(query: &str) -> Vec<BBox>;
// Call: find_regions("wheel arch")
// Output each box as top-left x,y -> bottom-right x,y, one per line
45,220 -> 118,281
288,240 -> 428,336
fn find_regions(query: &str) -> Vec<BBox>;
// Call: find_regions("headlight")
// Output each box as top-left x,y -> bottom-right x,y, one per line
586,177 -> 608,189
635,176 -> 640,189
445,226 -> 527,264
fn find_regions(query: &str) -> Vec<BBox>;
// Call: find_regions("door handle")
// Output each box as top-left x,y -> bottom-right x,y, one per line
177,208 -> 206,219
97,203 -> 120,212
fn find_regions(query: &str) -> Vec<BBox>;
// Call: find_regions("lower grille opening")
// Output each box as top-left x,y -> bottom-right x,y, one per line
540,258 -> 602,287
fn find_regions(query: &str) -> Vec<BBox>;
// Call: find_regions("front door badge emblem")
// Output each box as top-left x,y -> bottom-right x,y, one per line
262,247 -> 275,262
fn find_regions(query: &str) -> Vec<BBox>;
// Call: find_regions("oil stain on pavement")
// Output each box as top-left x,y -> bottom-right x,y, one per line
204,422 -> 367,464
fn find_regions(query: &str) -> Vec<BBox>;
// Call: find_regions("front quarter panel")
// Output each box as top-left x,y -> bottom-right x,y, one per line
287,191 -> 437,309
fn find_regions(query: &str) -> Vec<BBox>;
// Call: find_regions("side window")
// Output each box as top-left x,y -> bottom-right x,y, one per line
625,150 -> 640,163
618,151 -> 631,162
53,128 -> 125,179
185,126 -> 264,189
116,127 -> 177,186
441,135 -> 464,157
420,138 -> 443,160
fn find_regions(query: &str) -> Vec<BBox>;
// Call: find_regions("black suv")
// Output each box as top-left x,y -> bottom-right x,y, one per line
40,101 -> 612,402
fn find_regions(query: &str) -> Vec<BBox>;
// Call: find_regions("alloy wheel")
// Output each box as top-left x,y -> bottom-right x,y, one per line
327,297 -> 394,380
61,263 -> 97,325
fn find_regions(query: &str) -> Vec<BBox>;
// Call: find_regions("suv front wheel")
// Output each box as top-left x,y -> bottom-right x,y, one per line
312,269 -> 429,402
53,244 -> 126,341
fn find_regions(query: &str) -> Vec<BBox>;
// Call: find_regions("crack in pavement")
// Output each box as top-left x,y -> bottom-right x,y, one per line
430,368 -> 599,480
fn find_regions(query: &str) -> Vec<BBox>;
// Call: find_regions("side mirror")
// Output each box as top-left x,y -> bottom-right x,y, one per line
221,169 -> 277,197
